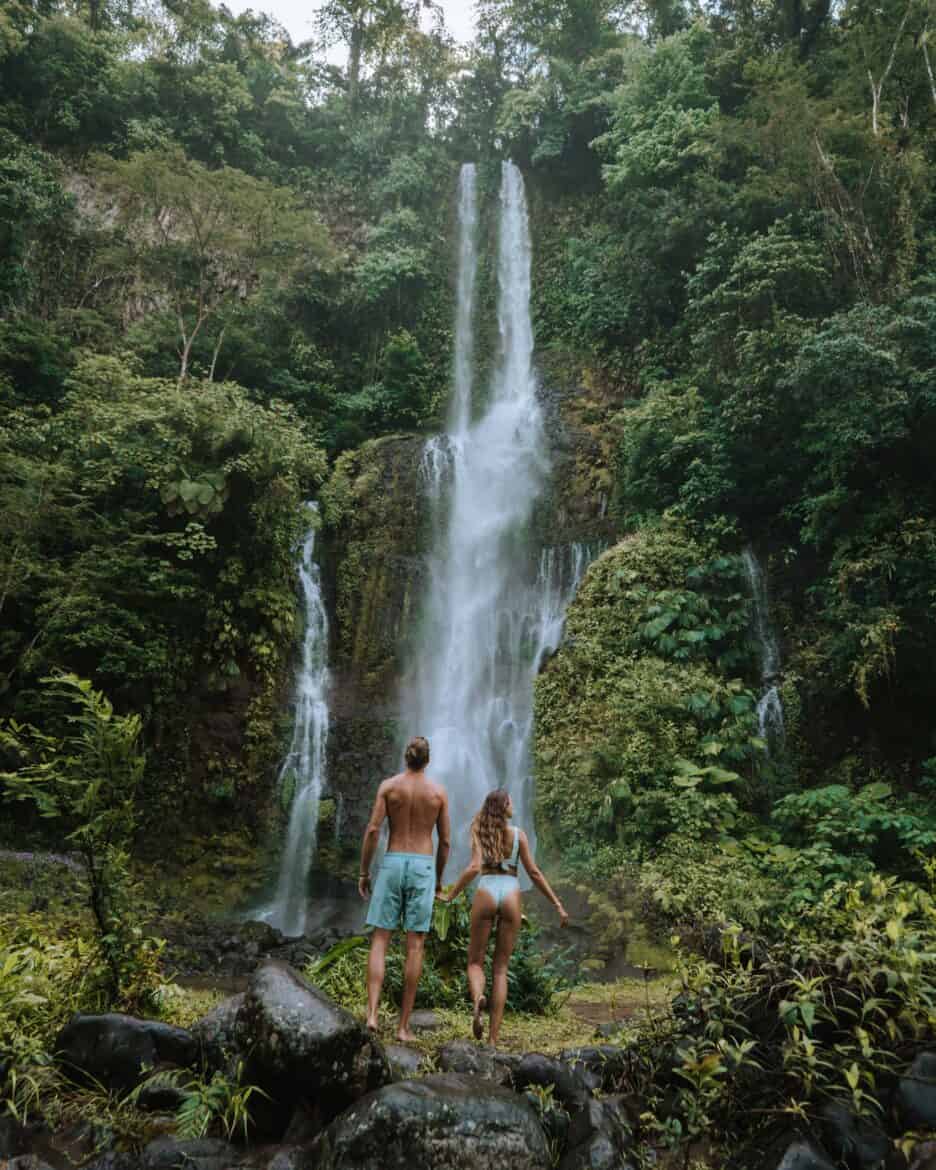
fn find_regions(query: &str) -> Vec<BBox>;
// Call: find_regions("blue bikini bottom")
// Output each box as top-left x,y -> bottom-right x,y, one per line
475,873 -> 520,910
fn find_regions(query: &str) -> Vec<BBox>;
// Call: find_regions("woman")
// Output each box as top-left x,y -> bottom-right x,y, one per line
438,789 -> 568,1046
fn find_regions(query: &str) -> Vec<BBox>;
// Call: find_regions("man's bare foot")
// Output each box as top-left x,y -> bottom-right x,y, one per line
472,996 -> 487,1041
396,1029 -> 416,1043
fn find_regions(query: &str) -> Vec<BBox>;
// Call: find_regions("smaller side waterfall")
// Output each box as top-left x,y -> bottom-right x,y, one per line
260,503 -> 330,937
532,543 -> 594,671
741,547 -> 785,751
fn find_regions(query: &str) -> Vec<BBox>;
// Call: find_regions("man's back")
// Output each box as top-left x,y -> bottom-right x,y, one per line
382,769 -> 445,854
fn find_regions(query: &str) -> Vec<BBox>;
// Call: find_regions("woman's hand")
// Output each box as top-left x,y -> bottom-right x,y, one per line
557,902 -> 569,928
435,889 -> 451,903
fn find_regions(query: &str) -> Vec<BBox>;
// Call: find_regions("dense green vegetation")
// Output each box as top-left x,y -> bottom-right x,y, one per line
0,0 -> 455,828
3,0 -> 935,836
2,0 -> 936,1161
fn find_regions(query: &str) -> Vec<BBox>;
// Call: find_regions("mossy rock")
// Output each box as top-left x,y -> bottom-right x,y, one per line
533,519 -> 752,861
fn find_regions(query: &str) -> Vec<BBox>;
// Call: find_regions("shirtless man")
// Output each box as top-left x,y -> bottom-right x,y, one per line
358,735 -> 451,1041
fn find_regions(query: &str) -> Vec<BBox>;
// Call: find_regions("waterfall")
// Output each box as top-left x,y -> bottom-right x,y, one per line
406,161 -> 589,869
450,162 -> 478,434
741,547 -> 785,752
260,503 -> 330,937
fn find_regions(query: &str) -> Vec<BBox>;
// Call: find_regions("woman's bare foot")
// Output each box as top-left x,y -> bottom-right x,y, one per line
396,1028 -> 417,1043
472,995 -> 487,1041
366,1016 -> 379,1034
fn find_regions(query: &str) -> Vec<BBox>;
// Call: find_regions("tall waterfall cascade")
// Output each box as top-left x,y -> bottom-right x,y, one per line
260,504 -> 330,937
741,547 -> 785,752
407,161 -> 591,869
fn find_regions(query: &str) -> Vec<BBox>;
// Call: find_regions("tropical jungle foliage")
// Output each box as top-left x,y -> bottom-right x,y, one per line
2,0 -> 936,1161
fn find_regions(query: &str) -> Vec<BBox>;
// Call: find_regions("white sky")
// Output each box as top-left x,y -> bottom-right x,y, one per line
225,0 -> 478,51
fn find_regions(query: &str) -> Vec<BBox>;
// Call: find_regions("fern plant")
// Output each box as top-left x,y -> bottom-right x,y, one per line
130,1060 -> 268,1141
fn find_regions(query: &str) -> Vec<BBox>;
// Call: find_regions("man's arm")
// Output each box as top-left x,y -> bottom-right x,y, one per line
434,789 -> 451,892
439,834 -> 481,902
359,781 -> 388,898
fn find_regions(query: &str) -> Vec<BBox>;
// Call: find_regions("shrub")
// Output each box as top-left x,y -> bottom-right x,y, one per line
638,834 -> 778,931
535,521 -> 760,859
305,896 -> 570,1018
1,674 -> 163,1010
620,869 -> 936,1159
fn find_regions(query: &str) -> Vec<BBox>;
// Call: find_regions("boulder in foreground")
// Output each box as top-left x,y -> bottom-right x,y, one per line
55,1014 -> 198,1093
310,1072 -> 551,1170
238,960 -> 389,1137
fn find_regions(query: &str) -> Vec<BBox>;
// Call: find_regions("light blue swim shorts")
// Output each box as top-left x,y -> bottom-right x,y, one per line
366,852 -> 435,934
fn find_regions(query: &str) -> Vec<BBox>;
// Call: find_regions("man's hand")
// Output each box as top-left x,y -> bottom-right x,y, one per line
557,903 -> 569,928
358,873 -> 371,899
435,890 -> 450,903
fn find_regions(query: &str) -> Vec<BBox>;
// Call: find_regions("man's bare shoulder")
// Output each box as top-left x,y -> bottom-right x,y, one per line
425,776 -> 448,801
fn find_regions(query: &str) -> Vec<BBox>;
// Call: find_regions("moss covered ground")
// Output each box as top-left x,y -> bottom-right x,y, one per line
154,973 -> 676,1060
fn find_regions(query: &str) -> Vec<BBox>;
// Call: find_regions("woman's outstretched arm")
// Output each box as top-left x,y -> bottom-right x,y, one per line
438,835 -> 483,901
518,831 -> 568,925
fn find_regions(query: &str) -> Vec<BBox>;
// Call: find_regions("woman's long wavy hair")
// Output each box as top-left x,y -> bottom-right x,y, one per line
471,789 -> 512,866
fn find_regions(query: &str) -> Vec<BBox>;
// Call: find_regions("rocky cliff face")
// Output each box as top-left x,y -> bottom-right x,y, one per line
318,435 -> 431,865
317,364 -> 618,869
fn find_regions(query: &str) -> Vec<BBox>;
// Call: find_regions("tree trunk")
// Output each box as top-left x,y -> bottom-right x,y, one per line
923,33 -> 936,106
179,335 -> 192,384
869,71 -> 882,136
867,0 -> 915,136
349,17 -> 364,115
208,327 -> 226,383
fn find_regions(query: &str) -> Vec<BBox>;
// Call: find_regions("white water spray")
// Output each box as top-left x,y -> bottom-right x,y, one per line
450,163 -> 479,434
407,161 -> 590,868
260,504 -> 330,936
741,546 -> 785,751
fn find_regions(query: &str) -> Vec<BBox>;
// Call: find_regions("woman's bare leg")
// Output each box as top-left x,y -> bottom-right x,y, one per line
489,890 -> 521,1047
468,889 -> 496,1039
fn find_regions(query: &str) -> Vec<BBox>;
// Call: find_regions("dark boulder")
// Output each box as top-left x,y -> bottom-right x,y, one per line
134,1082 -> 190,1114
262,1149 -> 318,1170
526,1097 -> 570,1149
436,1039 -> 518,1084
897,1053 -> 936,1130
773,1139 -> 839,1170
820,1100 -> 890,1169
191,993 -> 245,1072
511,1053 -> 592,1113
558,1096 -> 635,1170
911,1141 -> 936,1170
0,1114 -> 28,1158
83,1154 -> 137,1170
237,960 -> 389,1138
559,1046 -> 631,1094
310,1073 -> 551,1170
385,1043 -> 426,1080
407,1010 -> 442,1033
7,1158 -> 58,1170
139,1136 -> 240,1170
55,1014 -> 198,1092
